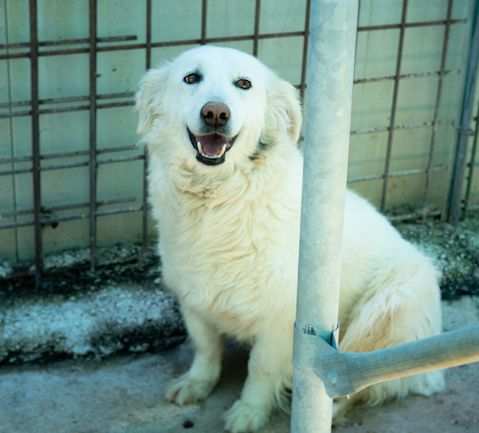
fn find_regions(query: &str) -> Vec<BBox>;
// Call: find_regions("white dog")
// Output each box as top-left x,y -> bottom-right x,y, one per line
135,45 -> 444,433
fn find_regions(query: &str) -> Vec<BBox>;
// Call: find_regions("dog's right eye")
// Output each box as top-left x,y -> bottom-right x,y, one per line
183,73 -> 202,85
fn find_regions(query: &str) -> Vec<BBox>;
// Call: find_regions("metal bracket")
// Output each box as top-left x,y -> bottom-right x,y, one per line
304,324 -> 479,399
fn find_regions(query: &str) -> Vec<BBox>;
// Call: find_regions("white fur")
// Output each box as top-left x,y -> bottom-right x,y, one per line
136,46 -> 445,433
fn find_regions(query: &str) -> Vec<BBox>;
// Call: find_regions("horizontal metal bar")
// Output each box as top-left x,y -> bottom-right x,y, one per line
0,109 -> 31,118
41,153 -> 145,169
0,51 -> 31,60
4,110 -> 450,132
348,173 -> 386,183
96,205 -> 143,218
0,155 -> 447,181
0,105 -> 90,119
348,164 -> 446,184
0,30 -> 307,60
388,208 -> 442,222
41,161 -> 90,172
0,197 -> 137,220
91,145 -> 138,155
0,34 -> 138,50
0,91 -> 134,110
388,165 -> 447,178
0,154 -> 144,176
0,100 -> 133,119
0,18 -> 466,61
0,167 -> 32,176
1,159 -> 443,179
357,18 -> 466,32
2,96 -> 457,133
97,154 -> 144,166
96,101 -> 133,110
0,155 -> 33,165
351,120 -> 455,136
353,69 -> 459,85
0,203 -> 142,230
0,145 -> 138,166
311,324 -> 479,399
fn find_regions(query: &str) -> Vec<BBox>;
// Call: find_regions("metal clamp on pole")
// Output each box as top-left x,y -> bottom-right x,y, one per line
290,1 -> 359,433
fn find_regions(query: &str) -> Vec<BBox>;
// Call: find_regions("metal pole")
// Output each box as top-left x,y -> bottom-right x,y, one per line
314,324 -> 479,399
447,0 -> 479,224
463,99 -> 479,214
290,1 -> 358,433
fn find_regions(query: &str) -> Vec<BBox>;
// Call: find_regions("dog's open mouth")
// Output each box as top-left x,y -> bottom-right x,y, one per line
188,129 -> 237,166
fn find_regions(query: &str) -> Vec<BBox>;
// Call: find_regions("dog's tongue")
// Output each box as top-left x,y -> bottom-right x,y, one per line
197,134 -> 227,157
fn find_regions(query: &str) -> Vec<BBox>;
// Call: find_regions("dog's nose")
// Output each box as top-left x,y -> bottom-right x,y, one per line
201,102 -> 230,128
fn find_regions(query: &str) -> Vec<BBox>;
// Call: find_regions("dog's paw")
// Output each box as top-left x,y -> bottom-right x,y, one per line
224,399 -> 269,433
165,375 -> 215,405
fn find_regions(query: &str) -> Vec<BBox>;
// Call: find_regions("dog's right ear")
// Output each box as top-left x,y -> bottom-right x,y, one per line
135,64 -> 170,136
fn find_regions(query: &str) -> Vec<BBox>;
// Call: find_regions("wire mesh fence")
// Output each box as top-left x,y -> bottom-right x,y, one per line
0,0 -> 478,285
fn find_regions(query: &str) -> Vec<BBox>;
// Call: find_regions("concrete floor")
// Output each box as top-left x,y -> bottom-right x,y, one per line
1,298 -> 478,433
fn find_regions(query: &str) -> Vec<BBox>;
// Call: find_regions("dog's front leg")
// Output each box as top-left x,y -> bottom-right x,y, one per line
225,331 -> 290,433
166,306 -> 223,405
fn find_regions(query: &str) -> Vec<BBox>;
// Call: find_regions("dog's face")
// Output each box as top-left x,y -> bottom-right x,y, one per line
136,46 -> 301,168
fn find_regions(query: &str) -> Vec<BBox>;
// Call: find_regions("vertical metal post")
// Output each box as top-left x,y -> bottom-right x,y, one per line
448,0 -> 479,224
89,0 -> 98,270
142,0 -> 152,258
3,0 -> 20,264
290,1 -> 358,433
145,0 -> 152,70
29,0 -> 43,287
463,100 -> 479,214
380,0 -> 408,211
423,0 -> 453,214
200,0 -> 207,45
299,0 -> 312,101
252,0 -> 261,56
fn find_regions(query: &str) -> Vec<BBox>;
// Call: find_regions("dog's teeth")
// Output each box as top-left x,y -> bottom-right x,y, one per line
197,140 -> 227,158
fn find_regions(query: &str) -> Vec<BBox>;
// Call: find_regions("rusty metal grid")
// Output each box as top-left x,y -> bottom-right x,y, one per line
0,0 -> 474,285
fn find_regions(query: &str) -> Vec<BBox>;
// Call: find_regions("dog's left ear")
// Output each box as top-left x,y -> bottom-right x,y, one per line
263,76 -> 302,145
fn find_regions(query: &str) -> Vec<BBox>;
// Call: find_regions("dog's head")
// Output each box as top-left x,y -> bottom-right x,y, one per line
135,45 -> 301,168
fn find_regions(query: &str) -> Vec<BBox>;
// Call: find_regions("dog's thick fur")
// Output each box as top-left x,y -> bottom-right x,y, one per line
136,46 -> 444,433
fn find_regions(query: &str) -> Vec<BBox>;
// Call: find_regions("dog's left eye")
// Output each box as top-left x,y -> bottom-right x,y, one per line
183,73 -> 202,85
234,78 -> 252,90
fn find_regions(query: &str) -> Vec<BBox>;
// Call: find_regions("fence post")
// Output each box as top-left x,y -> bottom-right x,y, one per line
447,1 -> 479,224
290,1 -> 358,433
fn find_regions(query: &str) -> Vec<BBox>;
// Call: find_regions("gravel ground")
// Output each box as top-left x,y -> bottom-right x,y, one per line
0,297 -> 478,433
398,218 -> 479,300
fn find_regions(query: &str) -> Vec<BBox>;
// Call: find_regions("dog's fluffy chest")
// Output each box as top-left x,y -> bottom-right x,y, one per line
153,162 -> 301,338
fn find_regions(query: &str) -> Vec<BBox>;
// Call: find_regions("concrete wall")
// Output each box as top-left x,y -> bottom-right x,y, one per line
0,0 -> 476,262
